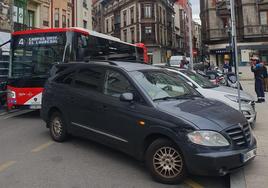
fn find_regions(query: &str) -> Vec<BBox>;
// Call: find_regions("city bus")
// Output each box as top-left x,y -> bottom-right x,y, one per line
7,27 -> 148,110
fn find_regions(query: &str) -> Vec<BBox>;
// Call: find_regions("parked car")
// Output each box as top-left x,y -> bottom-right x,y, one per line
41,61 -> 257,184
165,67 -> 256,127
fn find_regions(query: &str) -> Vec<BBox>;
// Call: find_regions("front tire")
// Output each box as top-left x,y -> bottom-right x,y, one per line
49,111 -> 68,142
145,138 -> 187,184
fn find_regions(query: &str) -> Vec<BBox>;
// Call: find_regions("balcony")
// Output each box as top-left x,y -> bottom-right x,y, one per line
243,25 -> 268,38
215,0 -> 231,18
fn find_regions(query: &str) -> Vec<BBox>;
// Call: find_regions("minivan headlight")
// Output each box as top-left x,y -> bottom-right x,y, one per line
225,95 -> 251,104
187,131 -> 230,147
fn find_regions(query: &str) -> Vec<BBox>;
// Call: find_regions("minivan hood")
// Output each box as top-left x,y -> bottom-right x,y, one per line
211,86 -> 254,100
156,98 -> 246,131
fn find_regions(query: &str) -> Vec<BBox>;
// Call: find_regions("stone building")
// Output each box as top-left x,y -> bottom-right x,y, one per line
192,21 -> 201,62
201,0 -> 268,66
93,0 -> 177,64
3,0 -> 92,32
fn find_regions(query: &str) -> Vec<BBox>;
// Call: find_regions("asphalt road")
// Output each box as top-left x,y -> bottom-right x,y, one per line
0,110 -> 229,188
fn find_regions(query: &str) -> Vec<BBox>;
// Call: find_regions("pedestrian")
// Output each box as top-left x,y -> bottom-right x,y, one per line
251,56 -> 265,103
223,60 -> 231,74
263,62 -> 268,92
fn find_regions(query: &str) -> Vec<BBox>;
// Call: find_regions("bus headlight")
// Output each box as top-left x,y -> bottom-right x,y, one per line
7,90 -> 16,99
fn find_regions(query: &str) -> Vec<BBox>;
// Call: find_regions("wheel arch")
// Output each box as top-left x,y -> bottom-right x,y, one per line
46,106 -> 62,128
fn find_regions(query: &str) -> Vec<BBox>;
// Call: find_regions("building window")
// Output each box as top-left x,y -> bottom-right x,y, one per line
54,8 -> 59,28
62,10 -> 66,28
144,4 -> 152,18
67,13 -> 70,27
131,27 -> 135,43
130,7 -> 134,24
83,20 -> 87,29
260,11 -> 268,25
145,26 -> 152,34
43,6 -> 49,26
159,6 -> 162,23
159,26 -> 162,44
27,10 -> 35,29
83,0 -> 88,9
163,10 -> 166,25
123,29 -> 127,42
123,10 -> 127,27
111,17 -> 114,31
106,19 -> 109,32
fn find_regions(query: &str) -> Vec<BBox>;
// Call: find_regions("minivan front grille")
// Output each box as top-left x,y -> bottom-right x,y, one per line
251,101 -> 255,111
225,123 -> 251,147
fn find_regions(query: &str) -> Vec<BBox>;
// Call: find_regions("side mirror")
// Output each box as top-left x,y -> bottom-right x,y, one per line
120,93 -> 134,102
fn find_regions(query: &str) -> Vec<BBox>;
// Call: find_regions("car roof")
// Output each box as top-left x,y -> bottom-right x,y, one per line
55,61 -> 161,72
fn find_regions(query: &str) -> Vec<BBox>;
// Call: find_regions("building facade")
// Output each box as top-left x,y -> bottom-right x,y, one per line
201,0 -> 268,66
177,0 -> 192,57
1,0 -> 92,32
93,0 -> 177,64
192,21 -> 201,62
74,0 -> 92,29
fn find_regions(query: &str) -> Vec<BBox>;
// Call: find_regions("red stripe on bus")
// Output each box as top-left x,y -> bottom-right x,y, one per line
12,28 -> 89,36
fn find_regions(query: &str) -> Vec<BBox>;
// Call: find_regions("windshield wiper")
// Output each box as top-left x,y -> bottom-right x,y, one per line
153,94 -> 203,102
177,93 -> 203,99
153,96 -> 178,101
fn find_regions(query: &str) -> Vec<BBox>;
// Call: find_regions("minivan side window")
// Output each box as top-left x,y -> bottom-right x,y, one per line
74,68 -> 103,92
104,70 -> 134,98
54,71 -> 76,85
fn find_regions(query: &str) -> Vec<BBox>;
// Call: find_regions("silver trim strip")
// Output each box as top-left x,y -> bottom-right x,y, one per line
71,122 -> 128,143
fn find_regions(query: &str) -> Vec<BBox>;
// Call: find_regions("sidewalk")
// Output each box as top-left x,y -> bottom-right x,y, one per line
238,66 -> 254,81
237,80 -> 268,188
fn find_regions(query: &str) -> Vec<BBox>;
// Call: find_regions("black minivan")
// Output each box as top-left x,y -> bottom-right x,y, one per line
41,61 -> 257,184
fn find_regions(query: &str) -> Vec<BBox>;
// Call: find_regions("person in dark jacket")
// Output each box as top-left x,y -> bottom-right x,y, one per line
263,63 -> 268,92
251,57 -> 265,103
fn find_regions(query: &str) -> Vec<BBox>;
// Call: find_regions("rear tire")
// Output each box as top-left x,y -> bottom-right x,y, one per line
145,138 -> 187,184
48,111 -> 68,142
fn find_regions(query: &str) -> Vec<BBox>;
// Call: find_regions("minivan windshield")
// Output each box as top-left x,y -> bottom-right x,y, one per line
180,70 -> 218,89
131,70 -> 202,101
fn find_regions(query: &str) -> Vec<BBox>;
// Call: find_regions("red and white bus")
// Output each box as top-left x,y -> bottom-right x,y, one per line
7,27 -> 148,110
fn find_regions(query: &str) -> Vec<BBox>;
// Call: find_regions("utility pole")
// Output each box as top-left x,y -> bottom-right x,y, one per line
188,1 -> 194,70
230,0 -> 242,112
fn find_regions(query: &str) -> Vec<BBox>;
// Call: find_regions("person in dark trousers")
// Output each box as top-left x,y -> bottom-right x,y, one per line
263,63 -> 268,92
251,57 -> 265,103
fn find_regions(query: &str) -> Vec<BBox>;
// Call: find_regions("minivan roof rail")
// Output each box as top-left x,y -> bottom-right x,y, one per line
88,60 -> 118,66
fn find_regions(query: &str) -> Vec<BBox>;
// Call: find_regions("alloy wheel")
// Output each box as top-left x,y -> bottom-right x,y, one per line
153,146 -> 183,179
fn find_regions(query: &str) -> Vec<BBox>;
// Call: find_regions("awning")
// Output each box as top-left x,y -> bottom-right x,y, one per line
0,32 -> 11,51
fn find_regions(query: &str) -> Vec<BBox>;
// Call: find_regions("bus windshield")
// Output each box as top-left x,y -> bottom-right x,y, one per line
11,33 -> 66,78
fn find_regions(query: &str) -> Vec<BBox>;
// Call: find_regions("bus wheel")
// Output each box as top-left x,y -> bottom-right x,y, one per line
49,111 -> 68,142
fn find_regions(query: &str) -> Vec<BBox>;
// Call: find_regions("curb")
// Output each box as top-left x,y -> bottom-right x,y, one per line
230,169 -> 246,188
240,79 -> 254,81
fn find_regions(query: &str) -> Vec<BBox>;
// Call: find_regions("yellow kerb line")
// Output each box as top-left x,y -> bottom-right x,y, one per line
184,179 -> 204,188
31,141 -> 54,153
0,161 -> 17,173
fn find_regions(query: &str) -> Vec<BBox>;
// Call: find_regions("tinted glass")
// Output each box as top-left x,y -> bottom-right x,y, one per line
131,70 -> 201,101
104,70 -> 133,98
74,68 -> 103,92
11,33 -> 66,77
76,34 -> 143,62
